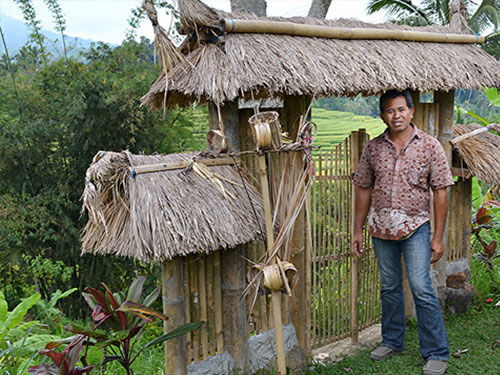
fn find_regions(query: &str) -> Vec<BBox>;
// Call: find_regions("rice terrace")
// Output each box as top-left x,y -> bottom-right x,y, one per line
1,0 -> 500,375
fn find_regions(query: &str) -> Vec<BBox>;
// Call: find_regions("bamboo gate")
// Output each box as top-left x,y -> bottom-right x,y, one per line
311,130 -> 381,349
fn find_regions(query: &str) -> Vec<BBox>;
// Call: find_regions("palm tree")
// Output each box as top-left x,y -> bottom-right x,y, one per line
366,0 -> 500,34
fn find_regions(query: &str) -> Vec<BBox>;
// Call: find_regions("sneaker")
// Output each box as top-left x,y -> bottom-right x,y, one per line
423,360 -> 448,375
370,346 -> 399,361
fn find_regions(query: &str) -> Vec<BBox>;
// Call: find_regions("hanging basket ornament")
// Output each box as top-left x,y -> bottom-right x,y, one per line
248,111 -> 282,150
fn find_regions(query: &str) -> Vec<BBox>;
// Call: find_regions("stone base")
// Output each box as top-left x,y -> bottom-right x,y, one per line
187,324 -> 305,374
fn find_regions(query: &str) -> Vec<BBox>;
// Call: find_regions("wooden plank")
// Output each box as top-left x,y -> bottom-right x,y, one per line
212,251 -> 224,354
198,255 -> 209,360
350,131 -> 360,344
189,258 -> 200,363
205,253 -> 216,356
162,260 -> 187,375
435,91 -> 454,300
184,260 -> 192,362
463,178 -> 472,260
344,137 -> 351,339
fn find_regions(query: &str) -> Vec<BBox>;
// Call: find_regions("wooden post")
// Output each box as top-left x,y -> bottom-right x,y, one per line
209,102 -> 240,152
463,178 -> 472,260
209,101 -> 248,370
282,95 -> 311,353
434,90 -> 455,306
162,259 -> 186,375
350,129 -> 367,344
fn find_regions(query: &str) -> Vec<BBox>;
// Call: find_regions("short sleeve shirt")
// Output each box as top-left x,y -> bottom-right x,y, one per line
353,125 -> 454,240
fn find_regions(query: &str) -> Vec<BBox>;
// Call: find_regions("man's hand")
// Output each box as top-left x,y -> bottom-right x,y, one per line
430,237 -> 445,263
352,230 -> 364,258
431,188 -> 448,264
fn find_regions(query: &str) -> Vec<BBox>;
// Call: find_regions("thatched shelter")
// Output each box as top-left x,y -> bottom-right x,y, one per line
141,0 -> 500,108
452,124 -> 500,185
81,151 -> 265,262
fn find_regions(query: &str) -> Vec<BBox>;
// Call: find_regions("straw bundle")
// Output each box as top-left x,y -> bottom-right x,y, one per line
81,151 -> 266,262
141,0 -> 500,109
453,123 -> 500,185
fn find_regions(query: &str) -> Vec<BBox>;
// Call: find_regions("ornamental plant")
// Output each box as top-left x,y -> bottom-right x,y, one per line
65,276 -> 201,375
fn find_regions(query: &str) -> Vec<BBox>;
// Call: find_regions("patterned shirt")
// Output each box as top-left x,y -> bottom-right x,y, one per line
353,125 -> 454,240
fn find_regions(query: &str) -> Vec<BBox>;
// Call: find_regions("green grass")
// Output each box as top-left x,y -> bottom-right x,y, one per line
308,303 -> 500,375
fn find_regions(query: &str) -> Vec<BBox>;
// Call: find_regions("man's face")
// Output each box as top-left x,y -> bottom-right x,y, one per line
380,96 -> 414,135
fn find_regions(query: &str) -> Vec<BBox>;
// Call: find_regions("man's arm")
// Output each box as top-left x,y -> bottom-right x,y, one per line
431,188 -> 448,263
353,186 -> 372,257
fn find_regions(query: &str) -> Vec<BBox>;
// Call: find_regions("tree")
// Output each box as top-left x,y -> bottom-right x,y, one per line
230,0 -> 267,16
0,38 -> 202,317
229,0 -> 333,19
366,0 -> 500,34
308,0 -> 333,19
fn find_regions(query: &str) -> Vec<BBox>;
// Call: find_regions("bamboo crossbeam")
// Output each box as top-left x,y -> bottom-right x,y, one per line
128,157 -> 241,175
222,18 -> 485,44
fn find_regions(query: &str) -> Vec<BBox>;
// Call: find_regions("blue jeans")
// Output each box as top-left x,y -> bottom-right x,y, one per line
372,222 -> 449,362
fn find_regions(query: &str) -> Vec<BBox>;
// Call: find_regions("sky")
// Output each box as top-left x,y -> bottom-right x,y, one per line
0,0 -> 386,45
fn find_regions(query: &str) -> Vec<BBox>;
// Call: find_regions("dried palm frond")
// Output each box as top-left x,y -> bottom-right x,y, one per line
453,123 -> 500,185
141,0 -> 500,109
81,151 -> 266,262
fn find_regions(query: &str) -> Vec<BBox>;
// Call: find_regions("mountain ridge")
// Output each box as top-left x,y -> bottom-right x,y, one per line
1,14 -> 114,56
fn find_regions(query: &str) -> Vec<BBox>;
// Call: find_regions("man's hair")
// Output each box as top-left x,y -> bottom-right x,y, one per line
379,90 -> 414,113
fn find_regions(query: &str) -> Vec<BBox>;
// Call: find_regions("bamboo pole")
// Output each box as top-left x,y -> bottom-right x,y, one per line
162,259 -> 187,375
127,157 -> 240,175
350,131 -> 360,344
450,124 -> 498,144
257,154 -> 286,375
312,159 -> 318,347
327,149 -> 333,342
222,19 -> 485,43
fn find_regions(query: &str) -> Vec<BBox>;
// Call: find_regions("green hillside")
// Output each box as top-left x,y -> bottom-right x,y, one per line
311,107 -> 386,150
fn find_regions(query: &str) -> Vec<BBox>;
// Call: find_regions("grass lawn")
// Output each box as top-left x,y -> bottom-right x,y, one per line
308,304 -> 500,375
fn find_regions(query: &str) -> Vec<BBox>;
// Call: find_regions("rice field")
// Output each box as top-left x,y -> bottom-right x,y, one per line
311,107 -> 386,149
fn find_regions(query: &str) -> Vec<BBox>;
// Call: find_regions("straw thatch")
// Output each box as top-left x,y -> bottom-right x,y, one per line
81,151 -> 265,262
141,0 -> 500,109
453,123 -> 500,185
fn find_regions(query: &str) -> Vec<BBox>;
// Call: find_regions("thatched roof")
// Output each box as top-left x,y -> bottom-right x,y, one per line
453,123 -> 500,185
141,0 -> 500,109
81,151 -> 265,262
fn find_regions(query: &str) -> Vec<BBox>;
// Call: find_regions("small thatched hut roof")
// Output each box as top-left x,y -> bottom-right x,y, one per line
81,151 -> 265,262
141,0 -> 500,109
453,123 -> 500,185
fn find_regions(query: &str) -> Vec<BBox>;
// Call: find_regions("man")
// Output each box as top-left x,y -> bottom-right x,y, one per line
352,90 -> 453,375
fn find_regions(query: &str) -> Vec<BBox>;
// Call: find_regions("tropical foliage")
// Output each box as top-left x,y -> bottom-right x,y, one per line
366,0 -> 500,58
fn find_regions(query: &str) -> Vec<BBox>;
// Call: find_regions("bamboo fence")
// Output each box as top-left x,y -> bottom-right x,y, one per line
311,132 -> 381,349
